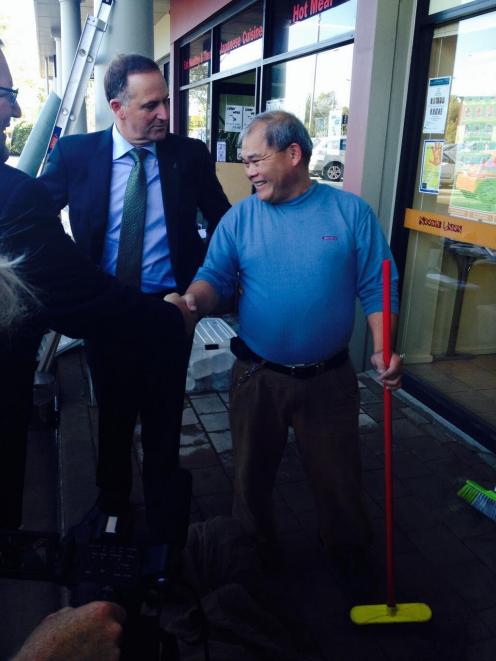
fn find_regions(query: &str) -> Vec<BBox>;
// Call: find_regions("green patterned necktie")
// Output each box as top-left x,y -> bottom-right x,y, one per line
115,148 -> 148,288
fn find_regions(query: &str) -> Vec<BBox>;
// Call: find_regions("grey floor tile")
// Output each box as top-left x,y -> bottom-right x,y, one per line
189,393 -> 227,414
401,473 -> 459,509
359,412 -> 379,432
401,406 -> 431,425
464,532 -> 496,572
360,401 -> 405,422
182,406 -> 199,425
218,390 -> 230,404
208,430 -> 233,453
467,637 -> 496,661
479,606 -> 496,636
399,434 -> 454,460
199,411 -> 230,432
180,423 -> 208,447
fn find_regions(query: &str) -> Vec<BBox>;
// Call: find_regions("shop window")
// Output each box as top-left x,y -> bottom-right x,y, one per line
216,71 -> 256,163
429,0 -> 475,14
183,84 -> 211,145
270,0 -> 356,56
180,33 -> 211,85
265,44 -> 353,182
218,2 -> 263,73
399,11 -> 496,432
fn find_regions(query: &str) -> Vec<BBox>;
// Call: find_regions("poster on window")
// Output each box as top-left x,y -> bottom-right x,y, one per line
225,105 -> 242,132
242,106 -> 255,128
266,98 -> 286,111
419,140 -> 444,194
217,141 -> 227,162
422,76 -> 451,134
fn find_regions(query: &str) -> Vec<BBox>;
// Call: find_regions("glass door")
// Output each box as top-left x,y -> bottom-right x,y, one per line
398,11 -> 496,433
212,71 -> 256,203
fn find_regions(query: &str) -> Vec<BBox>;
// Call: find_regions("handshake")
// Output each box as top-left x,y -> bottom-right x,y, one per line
164,292 -> 199,335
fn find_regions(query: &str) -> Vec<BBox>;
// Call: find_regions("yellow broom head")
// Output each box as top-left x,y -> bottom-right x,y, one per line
350,602 -> 432,625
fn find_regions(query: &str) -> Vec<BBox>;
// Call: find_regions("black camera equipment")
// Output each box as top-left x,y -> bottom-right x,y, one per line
0,468 -> 210,661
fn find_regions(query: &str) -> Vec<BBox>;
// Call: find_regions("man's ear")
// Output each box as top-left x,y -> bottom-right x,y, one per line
289,142 -> 303,166
109,98 -> 125,119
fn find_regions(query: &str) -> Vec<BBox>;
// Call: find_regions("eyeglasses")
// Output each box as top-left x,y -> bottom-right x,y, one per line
0,86 -> 19,105
241,151 -> 279,167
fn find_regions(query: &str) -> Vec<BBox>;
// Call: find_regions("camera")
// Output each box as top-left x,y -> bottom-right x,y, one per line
0,468 -> 197,660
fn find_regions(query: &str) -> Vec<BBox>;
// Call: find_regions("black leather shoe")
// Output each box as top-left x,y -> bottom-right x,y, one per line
68,502 -> 134,544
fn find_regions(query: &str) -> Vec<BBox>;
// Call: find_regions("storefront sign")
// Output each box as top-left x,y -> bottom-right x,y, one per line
404,208 -> 496,249
422,76 -> 451,134
220,25 -> 263,56
290,0 -> 350,24
183,49 -> 211,71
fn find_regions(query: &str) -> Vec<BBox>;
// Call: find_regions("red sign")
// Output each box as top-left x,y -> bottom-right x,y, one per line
183,49 -> 211,71
291,0 -> 349,24
220,25 -> 263,56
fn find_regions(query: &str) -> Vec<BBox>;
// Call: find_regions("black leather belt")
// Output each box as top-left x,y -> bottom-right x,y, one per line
230,337 -> 348,379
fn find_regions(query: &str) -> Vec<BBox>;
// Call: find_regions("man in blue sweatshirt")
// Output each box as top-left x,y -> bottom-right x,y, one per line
170,111 -> 403,567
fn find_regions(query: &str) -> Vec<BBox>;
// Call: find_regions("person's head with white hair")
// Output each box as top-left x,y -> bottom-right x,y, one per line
0,255 -> 35,331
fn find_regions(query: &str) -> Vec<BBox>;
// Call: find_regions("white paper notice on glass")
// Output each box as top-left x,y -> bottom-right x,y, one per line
266,98 -> 286,111
243,106 -> 255,128
423,76 -> 451,134
225,105 -> 242,132
216,141 -> 227,162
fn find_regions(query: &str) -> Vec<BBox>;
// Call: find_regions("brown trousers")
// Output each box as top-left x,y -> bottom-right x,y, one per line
229,357 -> 372,551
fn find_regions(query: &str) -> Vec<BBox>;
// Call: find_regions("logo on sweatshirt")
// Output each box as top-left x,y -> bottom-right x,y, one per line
321,235 -> 337,240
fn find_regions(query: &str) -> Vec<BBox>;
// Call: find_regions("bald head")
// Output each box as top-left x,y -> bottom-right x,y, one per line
0,48 -> 22,162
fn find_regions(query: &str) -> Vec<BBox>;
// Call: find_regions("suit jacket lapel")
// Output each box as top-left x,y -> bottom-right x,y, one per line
88,128 -> 113,222
88,128 -> 113,262
157,136 -> 180,270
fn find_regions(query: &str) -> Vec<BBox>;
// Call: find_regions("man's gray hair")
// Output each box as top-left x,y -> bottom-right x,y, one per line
0,255 -> 35,330
241,111 -> 314,164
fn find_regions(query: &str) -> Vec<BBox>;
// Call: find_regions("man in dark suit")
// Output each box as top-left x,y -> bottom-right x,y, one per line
39,54 -> 230,530
0,48 -> 195,536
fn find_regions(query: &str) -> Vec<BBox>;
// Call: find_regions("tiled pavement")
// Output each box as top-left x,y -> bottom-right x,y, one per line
2,348 -> 496,660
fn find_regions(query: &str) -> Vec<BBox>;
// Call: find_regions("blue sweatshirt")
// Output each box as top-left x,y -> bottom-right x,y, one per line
194,182 -> 399,364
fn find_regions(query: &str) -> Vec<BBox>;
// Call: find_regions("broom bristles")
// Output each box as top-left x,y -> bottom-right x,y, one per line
458,480 -> 496,523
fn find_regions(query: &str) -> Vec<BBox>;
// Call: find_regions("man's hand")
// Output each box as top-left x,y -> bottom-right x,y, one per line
164,292 -> 198,335
370,351 -> 402,390
182,292 -> 198,312
13,601 -> 126,661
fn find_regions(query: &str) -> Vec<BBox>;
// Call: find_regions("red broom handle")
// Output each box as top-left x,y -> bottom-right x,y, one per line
382,259 -> 396,609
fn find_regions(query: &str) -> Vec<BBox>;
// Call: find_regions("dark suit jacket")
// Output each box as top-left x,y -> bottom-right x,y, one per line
40,129 -> 231,293
0,163 -> 184,342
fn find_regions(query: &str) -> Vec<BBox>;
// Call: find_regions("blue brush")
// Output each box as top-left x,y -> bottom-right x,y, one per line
458,480 -> 496,523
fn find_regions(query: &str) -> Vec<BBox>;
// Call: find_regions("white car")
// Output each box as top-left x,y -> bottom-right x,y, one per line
309,137 -> 346,182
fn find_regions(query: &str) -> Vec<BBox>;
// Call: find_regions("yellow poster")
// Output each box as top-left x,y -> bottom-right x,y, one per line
419,140 -> 443,195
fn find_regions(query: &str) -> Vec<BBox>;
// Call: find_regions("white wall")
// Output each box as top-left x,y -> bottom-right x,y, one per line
154,13 -> 171,61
